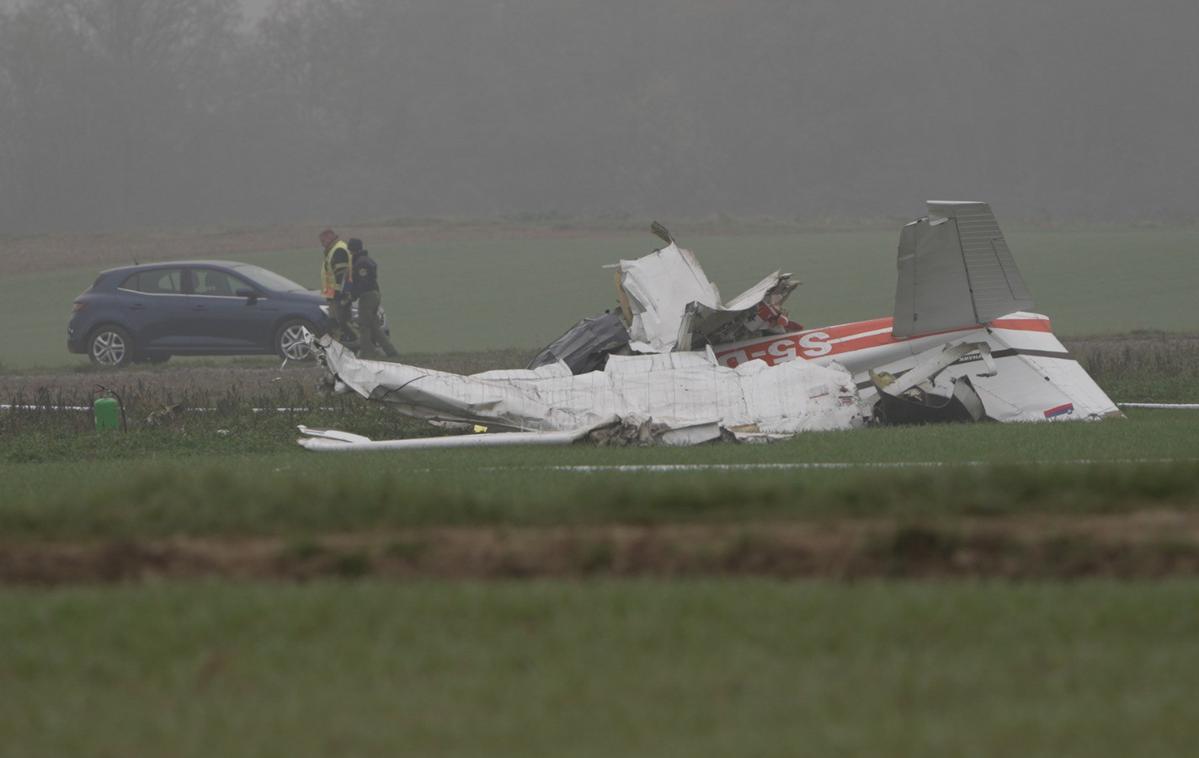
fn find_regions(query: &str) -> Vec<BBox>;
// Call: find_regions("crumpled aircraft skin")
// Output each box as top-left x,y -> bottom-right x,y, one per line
314,336 -> 866,444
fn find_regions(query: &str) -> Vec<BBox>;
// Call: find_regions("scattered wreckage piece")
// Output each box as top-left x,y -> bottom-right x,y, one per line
676,271 -> 799,351
870,342 -> 992,424
526,222 -> 800,375
613,225 -> 800,355
527,311 -> 630,374
297,423 -> 602,451
613,240 -> 720,354
310,335 -> 865,448
296,417 -> 727,452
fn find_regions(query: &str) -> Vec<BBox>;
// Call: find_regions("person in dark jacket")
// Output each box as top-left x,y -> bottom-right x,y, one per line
348,238 -> 400,360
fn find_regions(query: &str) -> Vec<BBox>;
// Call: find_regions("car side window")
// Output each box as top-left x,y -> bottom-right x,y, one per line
193,269 -> 251,297
123,269 -> 184,294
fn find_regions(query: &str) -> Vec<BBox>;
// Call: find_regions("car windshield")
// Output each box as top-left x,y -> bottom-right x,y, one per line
233,264 -> 307,293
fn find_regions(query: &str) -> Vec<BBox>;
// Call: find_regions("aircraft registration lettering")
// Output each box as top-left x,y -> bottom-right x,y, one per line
719,332 -> 822,367
768,339 -> 798,361
720,342 -> 787,367
798,331 -> 832,358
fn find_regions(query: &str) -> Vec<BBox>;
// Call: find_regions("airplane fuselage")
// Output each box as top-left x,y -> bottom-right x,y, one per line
714,313 -> 1058,387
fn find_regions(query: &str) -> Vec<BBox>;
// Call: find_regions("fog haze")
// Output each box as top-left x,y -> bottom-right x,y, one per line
2,0 -> 1196,234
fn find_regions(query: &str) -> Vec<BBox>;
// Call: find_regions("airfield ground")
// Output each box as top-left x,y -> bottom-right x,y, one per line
5,581 -> 1198,757
1,222 -> 1196,755
3,222 -> 1197,370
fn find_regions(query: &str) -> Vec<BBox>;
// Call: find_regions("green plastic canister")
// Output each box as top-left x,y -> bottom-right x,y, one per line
94,397 -> 121,431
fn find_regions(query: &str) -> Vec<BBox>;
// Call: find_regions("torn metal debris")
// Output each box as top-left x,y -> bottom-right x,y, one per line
613,227 -> 799,355
312,336 -> 864,447
870,342 -> 992,424
303,202 -> 1120,451
527,310 -> 630,375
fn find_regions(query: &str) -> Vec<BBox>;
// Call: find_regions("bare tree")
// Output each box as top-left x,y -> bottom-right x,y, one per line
0,0 -> 241,230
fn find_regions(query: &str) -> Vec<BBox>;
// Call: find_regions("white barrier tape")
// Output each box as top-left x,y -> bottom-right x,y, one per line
4,402 -> 1196,415
526,458 -> 1199,473
277,458 -> 1199,475
0,404 -> 93,412
0,404 -> 338,413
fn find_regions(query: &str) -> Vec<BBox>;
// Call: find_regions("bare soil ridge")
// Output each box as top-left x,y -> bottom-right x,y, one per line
4,513 -> 1199,585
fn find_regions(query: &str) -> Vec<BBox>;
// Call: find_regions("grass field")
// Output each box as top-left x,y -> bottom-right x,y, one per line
1,335 -> 1196,545
4,225 -> 1197,369
3,580 -> 1198,757
2,222 -> 1197,754
1,409 -> 1196,551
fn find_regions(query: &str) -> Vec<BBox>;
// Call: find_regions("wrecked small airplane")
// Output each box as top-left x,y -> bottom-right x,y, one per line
300,201 -> 1119,451
707,202 -> 1120,425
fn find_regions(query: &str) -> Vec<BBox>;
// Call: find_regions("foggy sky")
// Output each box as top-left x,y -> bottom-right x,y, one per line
1,0 -> 1197,234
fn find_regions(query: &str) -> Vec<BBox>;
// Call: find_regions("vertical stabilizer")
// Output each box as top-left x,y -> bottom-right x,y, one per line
892,201 -> 1034,338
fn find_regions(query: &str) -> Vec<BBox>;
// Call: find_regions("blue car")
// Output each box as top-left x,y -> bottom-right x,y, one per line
67,261 -> 386,367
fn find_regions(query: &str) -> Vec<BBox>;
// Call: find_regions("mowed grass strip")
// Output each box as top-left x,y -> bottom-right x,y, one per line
0,409 -> 1196,540
2,580 -> 1198,757
2,455 -> 1197,541
3,399 -> 1196,465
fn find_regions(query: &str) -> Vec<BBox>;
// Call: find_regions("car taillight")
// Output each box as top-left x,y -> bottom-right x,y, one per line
72,302 -> 87,312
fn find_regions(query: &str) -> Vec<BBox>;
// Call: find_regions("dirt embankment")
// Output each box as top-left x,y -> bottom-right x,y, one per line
5,513 -> 1199,585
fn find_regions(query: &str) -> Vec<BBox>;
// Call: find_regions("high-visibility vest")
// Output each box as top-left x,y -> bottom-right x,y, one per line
321,240 -> 352,298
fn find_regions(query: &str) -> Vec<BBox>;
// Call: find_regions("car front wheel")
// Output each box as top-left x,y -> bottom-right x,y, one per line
87,325 -> 135,368
276,319 -> 317,362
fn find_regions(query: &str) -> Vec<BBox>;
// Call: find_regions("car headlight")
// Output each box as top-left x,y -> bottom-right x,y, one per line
319,304 -> 330,317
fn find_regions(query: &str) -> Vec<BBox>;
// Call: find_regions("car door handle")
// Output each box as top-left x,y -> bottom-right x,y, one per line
192,304 -> 208,311
130,303 -> 146,311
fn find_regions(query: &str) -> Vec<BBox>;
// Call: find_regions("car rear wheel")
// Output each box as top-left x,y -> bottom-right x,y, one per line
88,325 -> 135,368
276,319 -> 317,362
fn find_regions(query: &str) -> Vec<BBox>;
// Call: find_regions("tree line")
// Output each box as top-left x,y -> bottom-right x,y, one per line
2,0 -> 1196,234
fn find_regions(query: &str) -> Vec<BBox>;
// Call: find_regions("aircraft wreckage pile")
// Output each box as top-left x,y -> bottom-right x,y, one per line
300,202 -> 1120,451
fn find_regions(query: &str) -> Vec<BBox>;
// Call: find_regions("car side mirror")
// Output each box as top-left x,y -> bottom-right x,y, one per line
236,288 -> 259,303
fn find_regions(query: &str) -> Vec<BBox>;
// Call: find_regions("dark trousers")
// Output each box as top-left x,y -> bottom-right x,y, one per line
356,289 -> 399,359
327,298 -> 356,343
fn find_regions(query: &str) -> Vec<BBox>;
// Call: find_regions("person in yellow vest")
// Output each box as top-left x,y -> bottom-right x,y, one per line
318,228 -> 356,342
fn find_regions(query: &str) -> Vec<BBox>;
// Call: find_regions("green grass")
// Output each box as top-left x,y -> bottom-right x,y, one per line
1,410 -> 1196,540
1,580 -> 1197,757
6,227 -> 1198,369
4,224 -> 1193,755
4,405 -> 1194,465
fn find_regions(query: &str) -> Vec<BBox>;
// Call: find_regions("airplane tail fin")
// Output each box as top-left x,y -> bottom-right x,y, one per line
892,201 -> 1034,339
